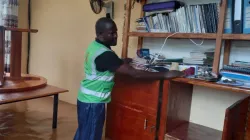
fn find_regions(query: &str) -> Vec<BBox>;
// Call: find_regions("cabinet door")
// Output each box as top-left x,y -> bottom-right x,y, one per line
222,96 -> 250,140
106,74 -> 160,140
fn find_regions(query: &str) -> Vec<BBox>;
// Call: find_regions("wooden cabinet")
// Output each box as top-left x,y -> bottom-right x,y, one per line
106,75 -> 250,140
106,74 -> 163,140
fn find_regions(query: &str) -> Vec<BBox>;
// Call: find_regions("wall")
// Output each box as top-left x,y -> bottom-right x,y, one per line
143,0 -> 250,131
29,0 -> 140,104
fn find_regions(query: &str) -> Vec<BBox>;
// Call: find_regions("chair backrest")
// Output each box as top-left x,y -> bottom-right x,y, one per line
222,96 -> 250,140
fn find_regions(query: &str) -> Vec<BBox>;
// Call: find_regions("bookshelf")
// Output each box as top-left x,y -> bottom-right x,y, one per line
122,0 -> 228,74
105,0 -> 250,140
121,0 -> 250,81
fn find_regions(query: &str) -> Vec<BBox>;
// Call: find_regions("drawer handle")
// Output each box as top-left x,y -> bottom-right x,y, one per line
144,119 -> 147,130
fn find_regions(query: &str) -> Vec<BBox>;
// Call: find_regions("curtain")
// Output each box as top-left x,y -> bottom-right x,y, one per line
0,0 -> 19,72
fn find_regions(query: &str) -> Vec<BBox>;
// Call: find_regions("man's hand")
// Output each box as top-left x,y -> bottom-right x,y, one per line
164,70 -> 185,79
123,58 -> 133,64
116,64 -> 185,80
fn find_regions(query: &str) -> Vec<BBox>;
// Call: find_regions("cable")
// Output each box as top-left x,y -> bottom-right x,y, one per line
159,33 -> 205,54
26,0 -> 31,74
148,32 -> 206,65
159,32 -> 178,54
148,32 -> 178,65
137,31 -> 206,67
189,38 -> 204,46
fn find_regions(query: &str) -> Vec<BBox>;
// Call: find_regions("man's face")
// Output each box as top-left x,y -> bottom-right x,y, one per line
100,24 -> 118,46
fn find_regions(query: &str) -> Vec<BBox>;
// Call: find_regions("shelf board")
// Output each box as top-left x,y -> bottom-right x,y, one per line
172,78 -> 250,94
165,122 -> 222,140
223,34 -> 250,40
128,32 -> 250,41
128,32 -> 217,39
4,27 -> 38,33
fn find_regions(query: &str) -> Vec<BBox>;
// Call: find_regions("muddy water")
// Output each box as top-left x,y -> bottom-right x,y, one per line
0,97 -> 78,140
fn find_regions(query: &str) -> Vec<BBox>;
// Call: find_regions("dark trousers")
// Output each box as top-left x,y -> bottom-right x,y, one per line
74,100 -> 105,140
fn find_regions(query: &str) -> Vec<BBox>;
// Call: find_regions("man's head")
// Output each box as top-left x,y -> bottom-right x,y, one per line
95,17 -> 118,46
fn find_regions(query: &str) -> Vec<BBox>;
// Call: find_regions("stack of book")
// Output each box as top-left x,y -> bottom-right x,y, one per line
136,1 -> 220,33
183,48 -> 214,66
220,61 -> 250,82
231,61 -> 250,68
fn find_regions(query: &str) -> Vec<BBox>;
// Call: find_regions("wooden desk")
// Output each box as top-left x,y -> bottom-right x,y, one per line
173,77 -> 250,94
0,85 -> 68,129
106,75 -> 250,140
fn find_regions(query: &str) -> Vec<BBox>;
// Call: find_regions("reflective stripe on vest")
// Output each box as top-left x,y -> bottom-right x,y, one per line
91,48 -> 107,75
80,86 -> 111,98
85,74 -> 114,81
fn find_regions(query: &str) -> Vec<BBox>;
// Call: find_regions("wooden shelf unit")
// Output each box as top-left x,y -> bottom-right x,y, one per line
121,0 -> 250,93
121,0 -> 235,75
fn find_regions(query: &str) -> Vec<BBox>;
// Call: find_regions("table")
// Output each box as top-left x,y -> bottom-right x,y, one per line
0,85 -> 68,129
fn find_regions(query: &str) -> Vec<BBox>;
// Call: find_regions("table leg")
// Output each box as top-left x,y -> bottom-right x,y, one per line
53,94 -> 59,129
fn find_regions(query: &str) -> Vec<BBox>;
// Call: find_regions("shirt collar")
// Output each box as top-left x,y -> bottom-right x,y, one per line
95,38 -> 111,49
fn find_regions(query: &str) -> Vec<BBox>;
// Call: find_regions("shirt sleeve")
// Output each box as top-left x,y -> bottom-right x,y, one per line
95,51 -> 123,72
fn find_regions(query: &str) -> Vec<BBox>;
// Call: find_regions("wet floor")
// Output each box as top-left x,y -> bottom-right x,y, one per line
0,97 -> 78,140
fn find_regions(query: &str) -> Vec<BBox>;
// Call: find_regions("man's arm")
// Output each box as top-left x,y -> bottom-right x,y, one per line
95,52 -> 184,80
122,58 -> 133,64
115,63 -> 184,80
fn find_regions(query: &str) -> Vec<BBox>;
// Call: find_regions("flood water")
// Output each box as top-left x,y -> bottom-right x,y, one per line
0,97 -> 78,140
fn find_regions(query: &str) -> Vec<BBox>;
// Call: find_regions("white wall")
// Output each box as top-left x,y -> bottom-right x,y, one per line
30,0 -> 140,104
144,0 -> 250,131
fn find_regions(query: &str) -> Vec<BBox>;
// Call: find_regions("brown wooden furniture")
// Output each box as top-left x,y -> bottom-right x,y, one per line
106,75 -> 250,140
106,0 -> 250,139
0,85 -> 68,129
119,0 -> 250,94
0,27 -> 68,129
121,0 -> 238,74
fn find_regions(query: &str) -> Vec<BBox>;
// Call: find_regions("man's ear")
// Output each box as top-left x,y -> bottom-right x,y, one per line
97,32 -> 104,41
98,33 -> 104,41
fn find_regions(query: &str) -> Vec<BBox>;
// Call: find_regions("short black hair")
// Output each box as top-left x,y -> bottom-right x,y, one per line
95,17 -> 116,35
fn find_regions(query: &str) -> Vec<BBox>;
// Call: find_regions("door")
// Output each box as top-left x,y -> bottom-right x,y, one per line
222,96 -> 250,140
106,74 -> 160,140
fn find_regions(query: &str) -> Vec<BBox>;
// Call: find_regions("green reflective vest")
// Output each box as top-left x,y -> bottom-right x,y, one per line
77,41 -> 115,103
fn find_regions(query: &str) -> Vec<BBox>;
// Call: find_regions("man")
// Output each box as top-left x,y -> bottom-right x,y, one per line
74,17 -> 184,140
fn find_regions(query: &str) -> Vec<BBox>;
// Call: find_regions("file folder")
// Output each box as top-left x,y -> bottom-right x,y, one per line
233,0 -> 243,33
243,0 -> 250,34
224,0 -> 233,33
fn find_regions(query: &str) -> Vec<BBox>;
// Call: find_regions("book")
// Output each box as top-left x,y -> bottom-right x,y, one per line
136,3 -> 220,33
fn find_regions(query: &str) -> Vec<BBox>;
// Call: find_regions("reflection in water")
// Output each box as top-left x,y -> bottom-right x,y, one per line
0,97 -> 78,140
